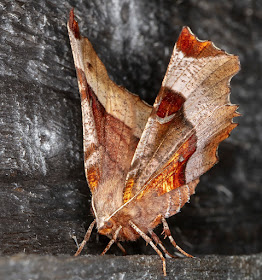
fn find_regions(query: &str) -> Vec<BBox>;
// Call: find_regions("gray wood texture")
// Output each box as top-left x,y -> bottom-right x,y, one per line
0,254 -> 261,280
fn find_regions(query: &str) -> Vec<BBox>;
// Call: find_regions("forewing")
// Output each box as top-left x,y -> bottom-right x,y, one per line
123,27 -> 240,202
67,10 -> 152,194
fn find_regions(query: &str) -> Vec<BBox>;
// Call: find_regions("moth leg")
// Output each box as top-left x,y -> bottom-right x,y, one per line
116,242 -> 127,255
162,217 -> 194,258
101,226 -> 122,256
129,221 -> 166,276
74,219 -> 96,256
149,230 -> 176,259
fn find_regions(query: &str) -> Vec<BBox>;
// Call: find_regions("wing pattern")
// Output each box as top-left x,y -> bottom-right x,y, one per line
68,11 -> 152,221
123,27 -> 240,202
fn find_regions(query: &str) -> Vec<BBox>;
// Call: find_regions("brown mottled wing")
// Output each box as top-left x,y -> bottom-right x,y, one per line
67,10 -> 152,197
123,27 -> 240,202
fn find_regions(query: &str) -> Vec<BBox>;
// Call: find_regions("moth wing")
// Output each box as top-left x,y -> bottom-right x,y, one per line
67,10 -> 152,194
123,27 -> 240,203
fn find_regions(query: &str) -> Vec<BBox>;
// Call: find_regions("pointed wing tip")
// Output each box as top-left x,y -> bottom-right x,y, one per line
181,26 -> 193,35
68,8 -> 81,39
177,26 -> 240,64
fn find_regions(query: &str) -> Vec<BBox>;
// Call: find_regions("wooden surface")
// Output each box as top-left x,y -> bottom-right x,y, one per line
1,254 -> 261,280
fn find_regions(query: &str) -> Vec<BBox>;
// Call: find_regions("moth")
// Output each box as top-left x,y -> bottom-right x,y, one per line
67,9 -> 240,276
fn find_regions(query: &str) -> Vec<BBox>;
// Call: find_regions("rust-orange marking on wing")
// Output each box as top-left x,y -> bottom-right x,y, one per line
156,88 -> 185,118
69,9 -> 80,40
123,178 -> 134,203
86,166 -> 100,193
176,27 -> 224,58
137,133 -> 197,199
76,68 -> 89,100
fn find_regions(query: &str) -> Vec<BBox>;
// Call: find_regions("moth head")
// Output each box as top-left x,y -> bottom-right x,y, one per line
97,217 -> 117,236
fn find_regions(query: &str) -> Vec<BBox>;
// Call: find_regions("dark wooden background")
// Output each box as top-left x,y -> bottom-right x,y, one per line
0,0 -> 261,279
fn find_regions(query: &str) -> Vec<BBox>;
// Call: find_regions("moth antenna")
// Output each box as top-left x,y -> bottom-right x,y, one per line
116,242 -> 127,255
129,221 -> 167,276
74,219 -> 96,256
161,217 -> 194,258
149,229 -> 176,259
101,226 -> 122,255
